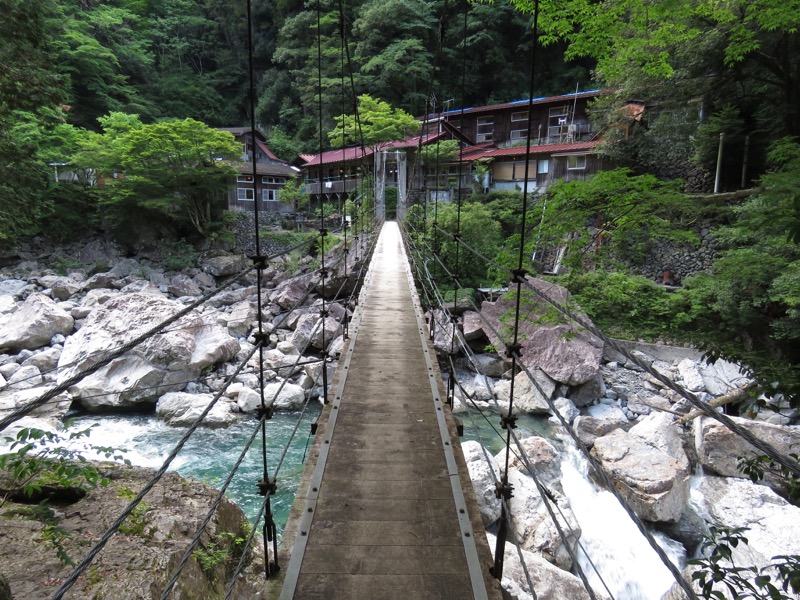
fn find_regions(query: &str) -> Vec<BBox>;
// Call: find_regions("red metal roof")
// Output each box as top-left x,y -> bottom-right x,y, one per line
480,140 -> 600,159
299,131 -> 447,167
300,146 -> 373,167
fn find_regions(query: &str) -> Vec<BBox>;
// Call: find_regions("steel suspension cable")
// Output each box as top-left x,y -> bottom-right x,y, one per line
404,223 -> 691,599
410,225 -> 609,598
160,228 -> 364,595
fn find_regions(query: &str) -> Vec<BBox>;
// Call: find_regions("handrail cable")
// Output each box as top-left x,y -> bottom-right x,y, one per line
243,0 -> 281,578
224,226 -> 380,596
415,229 -> 608,598
160,312 -> 335,598
53,230 -> 350,598
406,227 -> 701,600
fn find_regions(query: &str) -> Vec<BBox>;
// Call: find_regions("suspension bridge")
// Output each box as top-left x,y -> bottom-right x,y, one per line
2,213 -> 800,599
275,222 -> 502,599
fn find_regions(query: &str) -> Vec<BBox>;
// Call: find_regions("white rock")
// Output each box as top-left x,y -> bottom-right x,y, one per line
494,369 -> 555,414
236,387 -> 264,413
507,468 -> 581,570
263,381 -> 305,410
691,475 -> 800,567
461,440 -> 502,526
699,359 -> 750,396
0,295 -> 16,314
485,532 -> 593,600
21,347 -> 62,373
549,397 -> 579,426
5,365 -> 43,390
155,392 -> 236,428
0,294 -> 74,351
677,358 -> 706,393
57,293 -> 239,410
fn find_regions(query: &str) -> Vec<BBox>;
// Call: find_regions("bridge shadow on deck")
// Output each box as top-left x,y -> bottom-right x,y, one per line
276,222 -> 503,600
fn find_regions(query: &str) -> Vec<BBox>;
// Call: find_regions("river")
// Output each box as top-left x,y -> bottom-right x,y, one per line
55,406 -> 684,599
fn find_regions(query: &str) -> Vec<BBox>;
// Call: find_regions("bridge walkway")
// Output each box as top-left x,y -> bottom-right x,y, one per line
277,222 -> 503,600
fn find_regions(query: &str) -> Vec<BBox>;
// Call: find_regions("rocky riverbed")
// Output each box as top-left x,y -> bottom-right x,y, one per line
434,279 -> 800,600
1,236 -> 799,600
0,234 -> 364,599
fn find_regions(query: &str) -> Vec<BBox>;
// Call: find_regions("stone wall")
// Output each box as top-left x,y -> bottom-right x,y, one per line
627,219 -> 719,284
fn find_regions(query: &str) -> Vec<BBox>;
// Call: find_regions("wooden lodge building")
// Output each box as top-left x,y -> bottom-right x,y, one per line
293,89 -> 610,213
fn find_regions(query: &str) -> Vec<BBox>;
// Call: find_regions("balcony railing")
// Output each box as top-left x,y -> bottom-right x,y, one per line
303,178 -> 359,195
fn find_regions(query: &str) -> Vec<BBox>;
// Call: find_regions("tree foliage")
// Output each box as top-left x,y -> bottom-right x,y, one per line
671,139 -> 800,403
328,94 -> 420,148
539,168 -> 697,270
75,115 -> 241,236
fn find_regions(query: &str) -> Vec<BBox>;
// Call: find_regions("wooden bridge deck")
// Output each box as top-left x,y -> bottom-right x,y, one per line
277,222 -> 502,600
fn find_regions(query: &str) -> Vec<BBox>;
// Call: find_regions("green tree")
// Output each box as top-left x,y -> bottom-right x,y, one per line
500,0 -> 800,184
76,114 -> 241,236
427,201 -> 503,288
538,168 -> 697,271
351,0 -> 435,112
672,138 -> 800,404
328,94 -> 419,148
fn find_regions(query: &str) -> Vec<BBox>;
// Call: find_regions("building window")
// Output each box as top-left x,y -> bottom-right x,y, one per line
237,187 -> 255,201
263,189 -> 278,203
237,175 -> 254,184
511,111 -> 528,122
567,155 -> 587,170
510,129 -> 528,140
476,116 -> 493,143
538,159 -> 549,174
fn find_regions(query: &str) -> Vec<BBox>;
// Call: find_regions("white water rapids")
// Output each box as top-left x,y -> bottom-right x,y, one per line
560,446 -> 687,600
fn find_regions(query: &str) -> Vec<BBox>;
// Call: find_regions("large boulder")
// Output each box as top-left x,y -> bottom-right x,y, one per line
0,386 -> 72,424
689,475 -> 800,567
315,243 -> 363,299
694,415 -> 800,494
573,415 -> 623,447
591,428 -> 690,523
461,311 -> 486,341
262,381 -> 305,410
269,273 -> 314,310
0,294 -> 74,351
36,275 -> 83,301
486,533 -> 594,600
461,440 -> 502,527
430,309 -> 456,355
168,274 -> 202,297
493,369 -> 555,414
201,254 -> 246,277
501,436 -> 580,570
507,468 -> 581,570
57,293 -> 239,411
290,313 -> 341,352
155,392 -> 237,427
481,278 -> 603,386
0,463 -> 265,599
